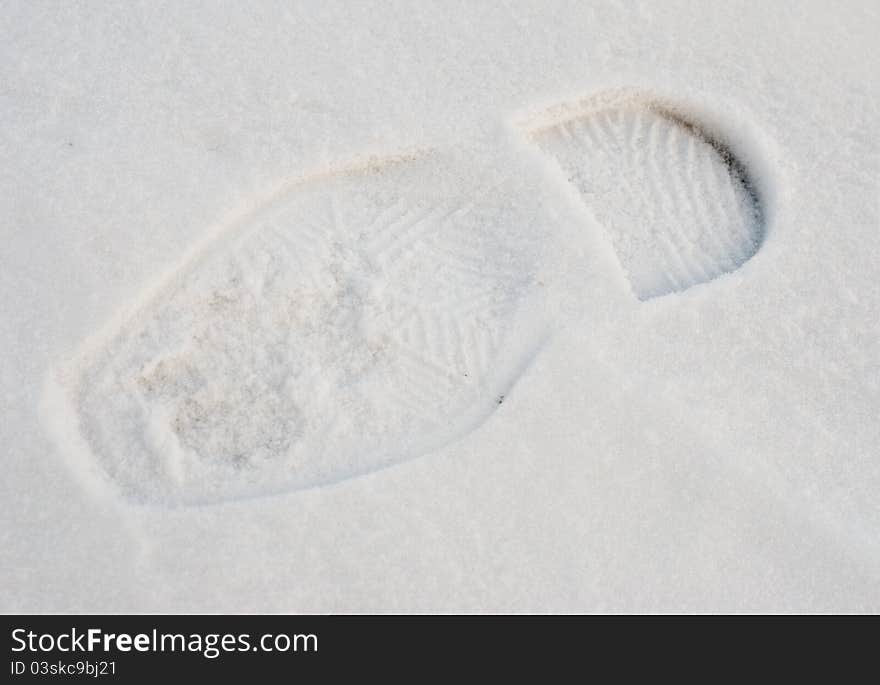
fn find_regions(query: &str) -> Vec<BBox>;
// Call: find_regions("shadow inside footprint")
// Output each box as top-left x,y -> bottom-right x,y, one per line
523,90 -> 764,300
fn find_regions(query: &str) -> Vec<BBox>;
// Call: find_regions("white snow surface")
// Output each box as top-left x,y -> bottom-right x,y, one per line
2,1 -> 879,611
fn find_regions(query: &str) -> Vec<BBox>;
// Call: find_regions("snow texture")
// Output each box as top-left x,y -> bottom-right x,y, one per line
52,152 -> 548,505
2,1 -> 879,612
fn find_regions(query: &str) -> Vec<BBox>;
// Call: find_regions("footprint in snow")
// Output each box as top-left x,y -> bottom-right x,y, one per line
48,152 -> 549,505
521,89 -> 764,300
46,90 -> 766,505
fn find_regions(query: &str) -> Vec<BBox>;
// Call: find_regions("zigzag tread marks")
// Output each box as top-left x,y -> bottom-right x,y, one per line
529,100 -> 763,299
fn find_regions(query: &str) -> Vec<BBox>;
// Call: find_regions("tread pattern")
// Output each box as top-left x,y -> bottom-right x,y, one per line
531,101 -> 763,299
69,158 -> 542,505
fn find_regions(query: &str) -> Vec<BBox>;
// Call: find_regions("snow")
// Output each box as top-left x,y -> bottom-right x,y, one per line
2,1 -> 878,611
